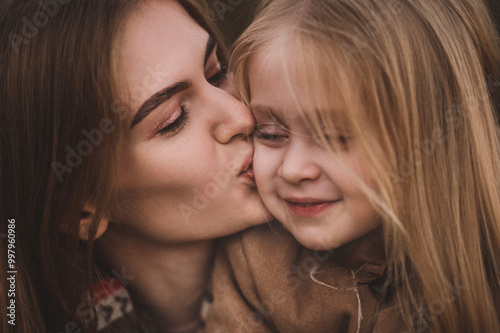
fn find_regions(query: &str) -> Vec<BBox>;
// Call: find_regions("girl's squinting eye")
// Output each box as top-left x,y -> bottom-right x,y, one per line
337,134 -> 350,146
313,130 -> 352,150
157,106 -> 189,137
254,124 -> 289,147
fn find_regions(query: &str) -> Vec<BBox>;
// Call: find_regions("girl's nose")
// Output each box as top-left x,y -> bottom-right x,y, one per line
278,139 -> 321,184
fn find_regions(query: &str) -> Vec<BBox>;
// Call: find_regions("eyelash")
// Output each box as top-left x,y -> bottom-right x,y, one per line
154,56 -> 226,137
157,106 -> 189,136
313,133 -> 353,152
207,64 -> 228,87
255,126 -> 352,151
254,125 -> 290,147
254,131 -> 289,141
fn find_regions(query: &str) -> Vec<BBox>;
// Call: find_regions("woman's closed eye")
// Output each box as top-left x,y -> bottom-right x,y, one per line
204,43 -> 228,87
152,43 -> 227,139
157,105 -> 190,137
207,64 -> 227,87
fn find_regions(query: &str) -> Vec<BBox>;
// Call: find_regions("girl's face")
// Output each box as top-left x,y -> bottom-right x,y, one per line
249,51 -> 381,250
110,0 -> 269,242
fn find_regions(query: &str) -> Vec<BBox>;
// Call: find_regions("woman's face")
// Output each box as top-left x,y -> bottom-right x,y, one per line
110,0 -> 269,242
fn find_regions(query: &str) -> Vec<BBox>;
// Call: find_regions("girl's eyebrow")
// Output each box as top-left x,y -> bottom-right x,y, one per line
250,104 -> 288,128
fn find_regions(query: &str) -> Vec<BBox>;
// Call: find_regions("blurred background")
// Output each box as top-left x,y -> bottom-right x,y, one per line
487,0 -> 500,31
203,0 -> 259,48
204,0 -> 500,49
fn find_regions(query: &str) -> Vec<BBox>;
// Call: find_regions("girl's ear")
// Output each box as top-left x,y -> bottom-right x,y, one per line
79,204 -> 110,241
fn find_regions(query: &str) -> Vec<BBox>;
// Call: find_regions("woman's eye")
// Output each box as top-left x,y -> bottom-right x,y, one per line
207,64 -> 228,87
157,106 -> 189,137
204,44 -> 228,87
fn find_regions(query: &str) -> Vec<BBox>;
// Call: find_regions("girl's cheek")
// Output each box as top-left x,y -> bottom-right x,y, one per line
252,148 -> 268,182
253,146 -> 280,183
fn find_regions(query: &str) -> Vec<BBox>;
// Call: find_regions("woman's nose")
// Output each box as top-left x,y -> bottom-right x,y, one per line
278,140 -> 321,184
212,89 -> 255,144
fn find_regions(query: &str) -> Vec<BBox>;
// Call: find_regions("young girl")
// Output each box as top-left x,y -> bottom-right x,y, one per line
207,0 -> 500,332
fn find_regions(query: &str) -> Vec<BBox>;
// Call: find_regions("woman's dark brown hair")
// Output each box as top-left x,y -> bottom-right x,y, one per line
0,0 -> 222,332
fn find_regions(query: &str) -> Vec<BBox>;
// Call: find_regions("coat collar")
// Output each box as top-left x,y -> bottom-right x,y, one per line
305,227 -> 386,287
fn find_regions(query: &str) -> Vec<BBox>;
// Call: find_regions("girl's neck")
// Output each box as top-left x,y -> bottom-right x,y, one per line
97,225 -> 215,331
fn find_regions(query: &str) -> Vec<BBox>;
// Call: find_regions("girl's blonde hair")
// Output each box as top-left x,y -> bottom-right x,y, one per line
231,0 -> 500,332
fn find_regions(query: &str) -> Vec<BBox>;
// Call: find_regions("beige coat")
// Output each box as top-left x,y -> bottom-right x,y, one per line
206,222 -> 409,333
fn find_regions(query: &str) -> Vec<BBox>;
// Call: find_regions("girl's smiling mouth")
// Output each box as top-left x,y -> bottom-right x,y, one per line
284,198 -> 342,217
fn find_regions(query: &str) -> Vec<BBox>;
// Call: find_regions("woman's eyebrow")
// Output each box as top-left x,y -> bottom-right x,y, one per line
130,35 -> 216,129
130,80 -> 192,128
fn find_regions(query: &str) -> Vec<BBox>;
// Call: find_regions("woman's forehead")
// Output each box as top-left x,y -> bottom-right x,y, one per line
117,0 -> 208,110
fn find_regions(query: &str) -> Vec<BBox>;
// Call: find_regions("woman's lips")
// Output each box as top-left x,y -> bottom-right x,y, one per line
239,164 -> 255,183
239,151 -> 255,185
285,198 -> 341,217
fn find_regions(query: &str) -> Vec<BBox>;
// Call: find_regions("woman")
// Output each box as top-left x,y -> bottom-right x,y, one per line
0,0 -> 269,332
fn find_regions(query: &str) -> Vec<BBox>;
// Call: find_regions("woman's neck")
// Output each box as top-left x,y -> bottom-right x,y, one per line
97,225 -> 215,331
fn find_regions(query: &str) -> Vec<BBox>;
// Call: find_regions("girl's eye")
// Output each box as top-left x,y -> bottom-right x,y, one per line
254,125 -> 289,147
157,106 -> 189,137
337,135 -> 350,146
207,64 -> 228,87
312,131 -> 352,150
